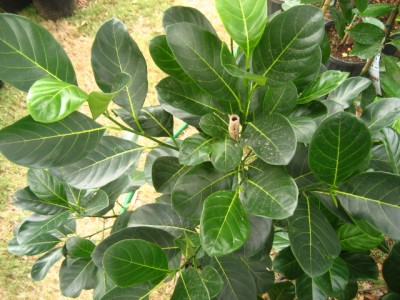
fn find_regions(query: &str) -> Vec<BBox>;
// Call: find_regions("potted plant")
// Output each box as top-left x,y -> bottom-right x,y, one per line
1,2 -> 400,299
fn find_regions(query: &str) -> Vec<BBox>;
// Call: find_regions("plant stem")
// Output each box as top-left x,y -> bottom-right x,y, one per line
83,225 -> 113,239
321,0 -> 331,14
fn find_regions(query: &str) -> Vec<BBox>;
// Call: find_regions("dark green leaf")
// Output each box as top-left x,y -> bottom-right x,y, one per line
152,156 -> 190,194
16,211 -> 70,244
337,223 -> 383,252
58,136 -> 142,189
27,78 -> 87,123
253,6 -> 324,84
200,266 -> 224,298
27,169 -> 67,203
363,98 -> 400,131
128,203 -> 194,237
309,112 -> 371,185
288,196 -> 341,277
355,0 -> 369,12
268,281 -> 295,300
60,258 -> 97,298
327,77 -> 371,108
102,239 -> 170,287
273,246 -> 304,280
80,190 -> 110,216
383,55 -> 400,85
214,256 -> 257,300
66,237 -> 96,258
263,83 -> 298,115
179,134 -> 213,166
295,274 -> 327,300
383,243 -> 400,293
338,0 -> 353,24
240,257 -> 274,294
382,293 -> 400,300
0,112 -> 105,168
359,3 -> 396,17
347,23 -> 385,44
171,268 -> 210,300
288,117 -> 317,144
210,137 -> 243,173
298,71 -> 349,104
350,42 -> 382,59
340,252 -> 379,281
200,190 -> 249,256
31,247 -> 63,281
336,172 -> 400,240
244,162 -> 298,219
91,18 -> 147,117
381,75 -> 400,97
100,284 -> 151,300
372,128 -> 400,174
242,114 -> 296,165
0,14 -> 76,91
286,144 -> 318,189
199,113 -> 229,138
8,234 -> 60,256
166,23 -> 241,113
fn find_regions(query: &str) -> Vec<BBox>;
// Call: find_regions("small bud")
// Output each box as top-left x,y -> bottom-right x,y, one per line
229,114 -> 240,141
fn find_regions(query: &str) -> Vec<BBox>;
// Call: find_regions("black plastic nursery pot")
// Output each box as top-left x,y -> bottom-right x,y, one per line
33,0 -> 76,20
0,0 -> 32,13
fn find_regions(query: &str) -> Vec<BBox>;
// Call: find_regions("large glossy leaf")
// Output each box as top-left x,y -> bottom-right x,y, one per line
80,189 -> 110,216
0,14 -> 76,91
199,113 -> 229,138
102,239 -> 170,287
58,136 -> 142,189
200,190 -> 249,256
253,6 -> 324,84
371,128 -> 400,174
8,234 -> 60,256
13,187 -> 69,215
214,256 -> 257,300
100,284 -> 151,300
0,112 -> 105,168
144,143 -> 179,185
242,114 -> 296,165
382,243 -> 400,293
240,257 -> 274,294
200,266 -> 224,298
286,144 -> 318,189
128,203 -> 194,237
309,112 -> 371,186
244,161 -> 298,219
31,247 -> 63,281
263,83 -> 298,115
298,71 -> 349,104
27,169 -> 67,202
27,78 -> 88,123
340,252 -> 379,281
216,0 -> 268,57
268,282 -> 296,300
179,134 -> 213,166
295,274 -> 327,300
60,258 -> 97,298
383,55 -> 400,85
66,237 -> 96,258
362,98 -> 400,132
273,246 -> 304,280
288,117 -> 317,144
166,23 -> 242,113
336,172 -> 400,240
288,196 -> 341,277
171,268 -> 210,300
91,18 -> 147,118
172,163 -> 234,219
337,223 -> 383,252
210,137 -> 243,173
327,77 -> 371,108
156,76 -> 216,116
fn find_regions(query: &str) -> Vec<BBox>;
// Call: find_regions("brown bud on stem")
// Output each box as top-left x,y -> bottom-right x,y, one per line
229,114 -> 240,141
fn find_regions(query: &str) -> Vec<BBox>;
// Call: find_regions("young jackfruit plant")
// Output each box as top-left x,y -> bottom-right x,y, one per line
1,1 -> 400,299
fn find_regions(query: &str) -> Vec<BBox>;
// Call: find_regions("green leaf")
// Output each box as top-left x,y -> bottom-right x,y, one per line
286,144 -> 318,189
340,252 -> 379,280
214,256 -> 257,300
80,189 -> 110,216
240,257 -> 274,294
199,113 -> 229,138
336,172 -> 400,240
382,293 -> 400,300
268,281 -> 295,300
27,78 -> 88,123
200,190 -> 249,256
58,136 -> 142,189
127,203 -> 193,237
288,196 -> 341,277
244,162 -> 298,219
253,5 -> 324,84
298,71 -> 349,104
263,83 -> 298,115
102,239 -> 170,287
295,274 -> 327,300
242,114 -> 296,165
309,112 -> 371,185
200,266 -> 224,298
179,134 -> 213,166
381,75 -> 400,97
216,0 -> 267,57
337,223 -> 383,252
383,243 -> 400,294
66,237 -> 96,258
371,128 -> 400,174
363,98 -> 400,131
210,137 -> 243,173
31,247 -> 63,281
166,23 -> 241,113
0,112 -> 105,168
359,3 -> 396,17
273,246 -> 304,280
117,106 -> 173,137
347,23 -> 385,45
0,14 -> 76,91
327,77 -> 371,108
91,18 -> 147,118
27,168 -> 67,202
383,55 -> 400,85
162,6 -> 217,35
171,268 -> 210,300
100,284 -> 152,300
313,257 -> 349,298
13,187 -> 69,215
149,35 -> 190,82
288,117 -> 317,144
351,42 -> 382,59
8,234 -> 61,256
156,76 -> 216,116
16,211 -> 70,244
60,258 -> 97,298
